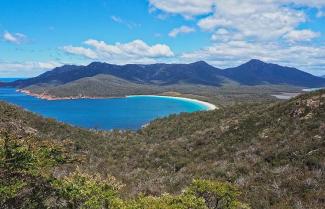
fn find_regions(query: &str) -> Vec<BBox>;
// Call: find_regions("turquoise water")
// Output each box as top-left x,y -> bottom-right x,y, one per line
0,80 -> 208,130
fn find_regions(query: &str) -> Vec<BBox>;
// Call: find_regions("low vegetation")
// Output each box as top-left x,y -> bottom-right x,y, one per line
0,90 -> 324,208
0,131 -> 248,208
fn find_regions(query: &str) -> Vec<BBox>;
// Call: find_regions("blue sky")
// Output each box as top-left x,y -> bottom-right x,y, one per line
1,0 -> 325,77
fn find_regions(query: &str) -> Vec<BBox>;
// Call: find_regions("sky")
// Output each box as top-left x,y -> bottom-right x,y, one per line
1,0 -> 325,77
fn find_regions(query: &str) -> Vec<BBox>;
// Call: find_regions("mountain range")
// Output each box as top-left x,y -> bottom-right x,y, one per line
3,59 -> 325,88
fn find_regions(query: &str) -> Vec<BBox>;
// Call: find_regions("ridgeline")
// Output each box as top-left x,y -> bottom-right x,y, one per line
1,60 -> 325,104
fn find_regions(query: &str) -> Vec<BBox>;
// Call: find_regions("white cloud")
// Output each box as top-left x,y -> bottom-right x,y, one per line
317,10 -> 325,17
63,39 -> 174,64
211,28 -> 245,42
151,0 -> 324,42
168,26 -> 195,37
0,61 -> 61,77
149,0 -> 215,17
3,31 -> 27,44
213,28 -> 229,36
150,0 -> 325,17
279,0 -> 325,8
198,1 -> 306,40
111,15 -> 140,29
111,15 -> 123,24
63,46 -> 98,59
181,40 -> 325,75
284,30 -> 320,42
85,39 -> 174,57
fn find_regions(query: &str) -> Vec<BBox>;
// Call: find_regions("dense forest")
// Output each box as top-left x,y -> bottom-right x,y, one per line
0,90 -> 324,208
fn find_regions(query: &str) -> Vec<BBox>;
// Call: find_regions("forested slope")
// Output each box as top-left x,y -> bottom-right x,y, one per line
0,90 -> 324,208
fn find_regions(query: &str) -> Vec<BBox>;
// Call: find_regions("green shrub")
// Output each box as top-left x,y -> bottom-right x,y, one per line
52,169 -> 124,209
186,180 -> 250,209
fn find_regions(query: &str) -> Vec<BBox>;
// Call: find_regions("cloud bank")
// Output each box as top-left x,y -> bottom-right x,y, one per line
63,39 -> 174,64
0,61 -> 61,77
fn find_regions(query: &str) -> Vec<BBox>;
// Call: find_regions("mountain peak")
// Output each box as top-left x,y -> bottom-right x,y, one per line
191,60 -> 209,65
87,61 -> 107,67
246,59 -> 266,65
190,61 -> 215,68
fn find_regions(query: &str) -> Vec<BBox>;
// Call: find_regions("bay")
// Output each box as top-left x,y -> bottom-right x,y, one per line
0,84 -> 209,130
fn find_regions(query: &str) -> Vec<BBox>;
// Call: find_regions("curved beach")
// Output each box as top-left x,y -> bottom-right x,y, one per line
127,95 -> 217,111
17,89 -> 217,111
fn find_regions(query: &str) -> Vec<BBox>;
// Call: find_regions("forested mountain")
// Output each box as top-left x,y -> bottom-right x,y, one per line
2,60 -> 325,90
1,90 -> 324,208
3,61 -> 225,87
221,59 -> 325,87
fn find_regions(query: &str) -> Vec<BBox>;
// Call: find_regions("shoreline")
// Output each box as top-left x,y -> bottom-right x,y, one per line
17,89 -> 217,111
127,95 -> 217,111
17,89 -> 114,100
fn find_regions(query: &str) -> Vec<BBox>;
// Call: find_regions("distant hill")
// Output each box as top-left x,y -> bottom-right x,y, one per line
0,90 -> 324,208
221,59 -> 325,87
24,74 -> 162,98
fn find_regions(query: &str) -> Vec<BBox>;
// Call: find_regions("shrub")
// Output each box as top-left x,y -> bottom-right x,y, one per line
186,179 -> 250,209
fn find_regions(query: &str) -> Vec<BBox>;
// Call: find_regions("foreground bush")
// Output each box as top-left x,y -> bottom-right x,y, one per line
53,172 -> 249,209
0,131 -> 249,209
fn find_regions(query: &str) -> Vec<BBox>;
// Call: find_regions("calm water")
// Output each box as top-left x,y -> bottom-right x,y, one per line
0,78 -> 27,82
0,79 -> 207,130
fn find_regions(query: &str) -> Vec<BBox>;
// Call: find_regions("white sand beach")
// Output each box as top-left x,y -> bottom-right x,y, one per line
127,95 -> 217,111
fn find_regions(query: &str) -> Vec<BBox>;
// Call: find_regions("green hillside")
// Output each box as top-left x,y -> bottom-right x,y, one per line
0,90 -> 324,208
24,74 -> 162,98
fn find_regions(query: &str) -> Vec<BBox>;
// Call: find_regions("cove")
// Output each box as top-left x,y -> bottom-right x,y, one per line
0,87 -> 213,130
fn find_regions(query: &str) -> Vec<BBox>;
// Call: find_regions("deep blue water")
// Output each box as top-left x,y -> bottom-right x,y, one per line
0,78 -> 26,82
0,79 -> 208,130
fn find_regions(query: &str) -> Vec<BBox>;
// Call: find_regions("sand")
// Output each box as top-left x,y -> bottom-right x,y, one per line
127,95 -> 217,111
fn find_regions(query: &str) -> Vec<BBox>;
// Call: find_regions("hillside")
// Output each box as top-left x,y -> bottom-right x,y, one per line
0,90 -> 324,208
2,60 -> 325,100
24,74 -> 162,98
0,103 -> 248,209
